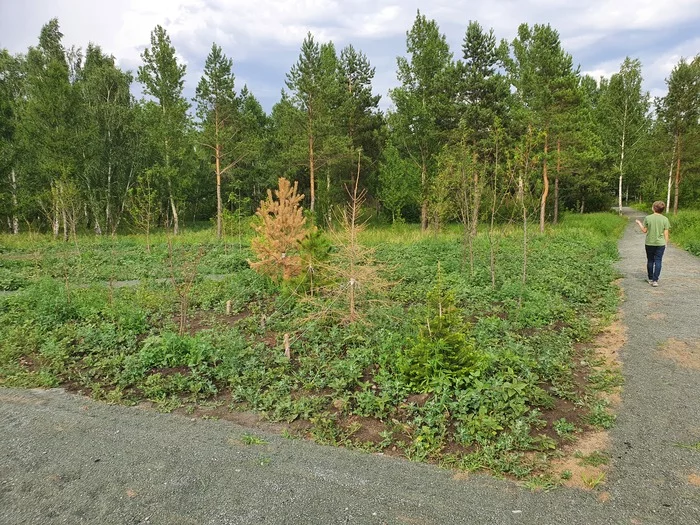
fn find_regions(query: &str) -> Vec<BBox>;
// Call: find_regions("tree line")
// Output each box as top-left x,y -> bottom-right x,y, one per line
1,13 -> 699,237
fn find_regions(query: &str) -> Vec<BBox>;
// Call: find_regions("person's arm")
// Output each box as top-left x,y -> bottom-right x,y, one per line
635,219 -> 648,233
664,228 -> 669,245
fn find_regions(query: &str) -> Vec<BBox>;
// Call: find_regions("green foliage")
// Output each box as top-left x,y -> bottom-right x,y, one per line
241,433 -> 269,445
670,210 -> 700,256
575,450 -> 609,467
398,267 -> 485,391
0,208 -> 625,479
553,418 -> 577,438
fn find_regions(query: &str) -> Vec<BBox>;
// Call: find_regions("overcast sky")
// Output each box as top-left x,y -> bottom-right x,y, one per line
1,0 -> 699,112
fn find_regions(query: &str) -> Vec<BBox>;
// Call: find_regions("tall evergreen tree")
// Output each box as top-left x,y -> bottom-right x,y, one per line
195,43 -> 239,238
389,11 -> 455,231
137,25 -> 190,234
451,21 -> 511,235
511,23 -> 578,231
336,44 -> 384,201
284,33 -> 348,215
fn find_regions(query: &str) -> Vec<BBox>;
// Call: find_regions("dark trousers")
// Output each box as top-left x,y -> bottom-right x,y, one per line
645,245 -> 665,282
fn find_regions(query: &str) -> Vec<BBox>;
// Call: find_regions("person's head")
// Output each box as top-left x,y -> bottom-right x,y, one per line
652,201 -> 665,213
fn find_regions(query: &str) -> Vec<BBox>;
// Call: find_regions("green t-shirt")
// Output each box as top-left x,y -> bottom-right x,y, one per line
643,213 -> 670,246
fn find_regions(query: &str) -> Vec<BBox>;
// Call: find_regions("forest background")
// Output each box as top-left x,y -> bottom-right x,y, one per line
1,14 -> 699,237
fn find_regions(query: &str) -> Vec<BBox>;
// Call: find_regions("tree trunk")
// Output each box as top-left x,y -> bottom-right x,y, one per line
106,129 -> 112,231
554,139 -> 560,224
167,178 -> 179,236
216,142 -> 222,239
309,127 -> 316,213
10,169 -> 19,234
170,194 -> 179,235
62,208 -> 68,242
326,168 -> 332,226
470,153 -> 480,239
519,174 -> 527,285
618,99 -> 628,214
421,162 -> 428,231
540,131 -> 549,233
673,132 -> 681,215
489,139 -> 499,288
666,136 -> 676,212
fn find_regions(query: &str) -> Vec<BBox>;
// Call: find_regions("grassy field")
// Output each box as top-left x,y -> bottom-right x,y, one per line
668,210 -> 700,256
0,212 -> 627,485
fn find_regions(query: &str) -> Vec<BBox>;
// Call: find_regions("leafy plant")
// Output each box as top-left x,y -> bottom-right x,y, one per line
398,265 -> 486,391
581,472 -> 606,489
241,433 -> 269,445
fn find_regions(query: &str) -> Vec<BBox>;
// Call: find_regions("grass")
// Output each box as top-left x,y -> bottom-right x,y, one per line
0,211 -> 627,480
668,210 -> 700,257
674,441 -> 700,451
575,450 -> 610,467
241,433 -> 269,445
581,472 -> 606,489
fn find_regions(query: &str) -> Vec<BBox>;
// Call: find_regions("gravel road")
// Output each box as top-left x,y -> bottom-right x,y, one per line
1,208 -> 699,525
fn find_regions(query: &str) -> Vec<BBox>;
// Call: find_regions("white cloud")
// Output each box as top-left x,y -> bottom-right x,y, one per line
2,0 -> 698,111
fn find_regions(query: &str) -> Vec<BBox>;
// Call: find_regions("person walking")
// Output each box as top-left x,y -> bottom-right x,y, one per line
635,201 -> 671,287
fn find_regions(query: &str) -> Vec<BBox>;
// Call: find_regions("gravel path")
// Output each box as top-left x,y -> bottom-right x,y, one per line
1,209 -> 699,525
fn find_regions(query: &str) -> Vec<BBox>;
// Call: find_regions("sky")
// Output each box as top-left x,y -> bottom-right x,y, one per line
1,0 -> 699,113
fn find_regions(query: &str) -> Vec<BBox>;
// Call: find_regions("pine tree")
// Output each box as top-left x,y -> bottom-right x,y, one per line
389,11 -> 455,231
250,178 -> 308,281
511,23 -> 578,232
284,34 -> 348,216
137,25 -> 190,235
195,44 -> 263,239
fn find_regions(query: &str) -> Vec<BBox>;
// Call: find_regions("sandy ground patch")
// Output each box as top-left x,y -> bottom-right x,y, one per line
646,312 -> 666,321
659,338 -> 700,370
594,320 -> 627,365
551,432 -> 610,490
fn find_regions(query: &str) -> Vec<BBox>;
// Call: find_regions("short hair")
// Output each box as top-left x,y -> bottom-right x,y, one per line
653,201 -> 665,213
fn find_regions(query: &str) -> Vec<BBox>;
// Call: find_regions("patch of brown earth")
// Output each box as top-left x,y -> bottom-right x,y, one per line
546,320 -> 626,487
551,432 -> 610,490
540,396 -> 583,442
646,312 -> 666,321
173,309 -> 251,335
688,474 -> 700,487
405,393 -> 431,407
659,338 -> 700,370
593,320 -> 627,366
343,415 -> 387,445
149,366 -> 189,377
593,320 -> 626,408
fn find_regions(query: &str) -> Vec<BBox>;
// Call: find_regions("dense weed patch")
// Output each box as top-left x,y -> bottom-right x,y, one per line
669,210 -> 700,256
0,212 -> 626,481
